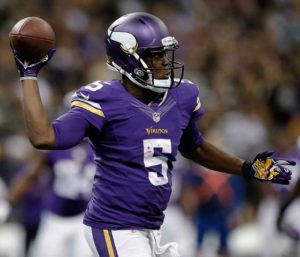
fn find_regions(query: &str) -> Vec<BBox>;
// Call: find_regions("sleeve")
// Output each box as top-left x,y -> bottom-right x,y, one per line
70,84 -> 107,129
178,119 -> 204,153
52,107 -> 104,149
180,80 -> 205,122
188,82 -> 205,123
191,95 -> 205,121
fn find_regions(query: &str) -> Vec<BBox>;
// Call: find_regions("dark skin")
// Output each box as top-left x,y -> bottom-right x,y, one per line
122,50 -> 170,102
20,51 -> 244,176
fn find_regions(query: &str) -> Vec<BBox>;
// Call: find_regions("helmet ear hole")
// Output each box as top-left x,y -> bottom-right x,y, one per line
133,67 -> 149,81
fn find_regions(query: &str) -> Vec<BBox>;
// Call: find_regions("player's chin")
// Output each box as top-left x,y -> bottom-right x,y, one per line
154,73 -> 170,80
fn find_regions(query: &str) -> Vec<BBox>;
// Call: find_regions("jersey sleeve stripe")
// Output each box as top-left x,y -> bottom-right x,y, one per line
71,101 -> 105,117
72,96 -> 102,109
193,97 -> 201,112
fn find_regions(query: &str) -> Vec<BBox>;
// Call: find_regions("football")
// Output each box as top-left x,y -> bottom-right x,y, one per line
9,17 -> 55,63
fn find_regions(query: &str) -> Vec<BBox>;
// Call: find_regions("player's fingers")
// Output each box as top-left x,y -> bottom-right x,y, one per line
273,166 -> 292,175
277,172 -> 292,180
14,55 -> 24,65
38,48 -> 56,64
274,160 -> 296,166
271,178 -> 290,185
47,48 -> 56,59
257,151 -> 274,160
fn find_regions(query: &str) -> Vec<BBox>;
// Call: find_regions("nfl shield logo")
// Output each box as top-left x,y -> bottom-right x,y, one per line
152,112 -> 160,123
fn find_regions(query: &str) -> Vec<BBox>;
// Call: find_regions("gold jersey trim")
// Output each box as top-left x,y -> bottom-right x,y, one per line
71,101 -> 105,117
193,97 -> 201,112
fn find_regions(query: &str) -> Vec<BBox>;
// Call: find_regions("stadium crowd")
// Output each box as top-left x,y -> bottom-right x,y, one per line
0,0 -> 300,256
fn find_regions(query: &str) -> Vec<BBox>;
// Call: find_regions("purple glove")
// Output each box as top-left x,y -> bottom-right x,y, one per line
11,47 -> 56,79
242,151 -> 296,185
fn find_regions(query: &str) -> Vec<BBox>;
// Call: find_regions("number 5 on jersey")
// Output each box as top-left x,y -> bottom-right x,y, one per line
143,139 -> 171,186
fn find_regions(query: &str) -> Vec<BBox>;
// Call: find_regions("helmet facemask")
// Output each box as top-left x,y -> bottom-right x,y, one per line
133,40 -> 184,93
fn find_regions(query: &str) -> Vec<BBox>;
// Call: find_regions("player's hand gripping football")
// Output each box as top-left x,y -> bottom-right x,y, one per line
11,47 -> 56,79
242,151 -> 296,184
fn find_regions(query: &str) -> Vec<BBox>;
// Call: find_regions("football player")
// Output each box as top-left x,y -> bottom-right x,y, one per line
10,12 -> 296,257
276,177 -> 300,256
6,141 -> 95,257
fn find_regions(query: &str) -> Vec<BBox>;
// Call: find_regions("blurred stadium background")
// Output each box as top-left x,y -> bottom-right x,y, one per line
0,0 -> 300,256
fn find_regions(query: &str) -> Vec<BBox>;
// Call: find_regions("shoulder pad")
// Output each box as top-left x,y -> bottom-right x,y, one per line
70,80 -> 113,118
176,78 -> 194,85
72,80 -> 113,103
175,79 -> 202,112
177,79 -> 200,96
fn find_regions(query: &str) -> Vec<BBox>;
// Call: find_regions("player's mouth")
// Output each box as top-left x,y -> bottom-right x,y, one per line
158,70 -> 170,79
153,68 -> 170,80
163,71 -> 170,79
155,74 -> 170,80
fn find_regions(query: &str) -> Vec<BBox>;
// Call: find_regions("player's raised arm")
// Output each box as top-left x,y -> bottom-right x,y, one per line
11,49 -> 90,151
10,18 -> 99,151
9,17 -> 56,149
12,48 -> 56,149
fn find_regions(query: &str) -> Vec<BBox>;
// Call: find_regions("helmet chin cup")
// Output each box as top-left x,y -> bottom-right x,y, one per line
134,76 -> 171,93
150,78 -> 171,93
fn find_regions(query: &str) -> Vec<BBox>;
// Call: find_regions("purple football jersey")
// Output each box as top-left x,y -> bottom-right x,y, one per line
55,79 -> 204,229
43,142 -> 95,216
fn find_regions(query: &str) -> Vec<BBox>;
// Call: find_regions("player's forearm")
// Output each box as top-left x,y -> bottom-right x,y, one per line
7,154 -> 45,204
7,172 -> 38,204
183,140 -> 244,176
21,79 -> 55,148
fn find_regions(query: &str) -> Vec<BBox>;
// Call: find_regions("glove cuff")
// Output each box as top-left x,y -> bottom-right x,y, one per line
242,161 -> 252,179
20,69 -> 38,78
20,76 -> 37,81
